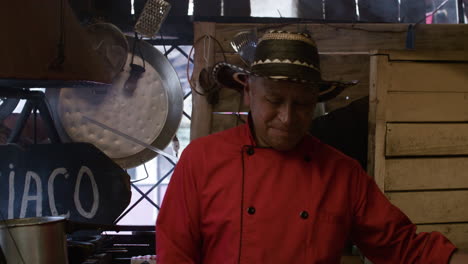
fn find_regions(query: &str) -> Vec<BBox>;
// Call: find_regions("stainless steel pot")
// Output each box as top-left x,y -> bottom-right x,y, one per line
0,217 -> 68,264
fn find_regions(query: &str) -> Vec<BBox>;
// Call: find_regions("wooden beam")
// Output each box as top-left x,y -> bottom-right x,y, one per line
372,51 -> 468,122
213,23 -> 468,53
385,62 -> 468,92
386,123 -> 468,157
386,158 -> 468,191
387,190 -> 468,224
191,22 -> 216,140
368,55 -> 391,190
384,50 -> 468,61
386,92 -> 468,122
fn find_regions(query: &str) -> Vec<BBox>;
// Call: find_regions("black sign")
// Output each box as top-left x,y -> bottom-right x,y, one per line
0,143 -> 131,224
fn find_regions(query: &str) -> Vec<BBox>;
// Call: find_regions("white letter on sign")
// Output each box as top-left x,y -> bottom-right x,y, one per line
74,166 -> 99,219
48,168 -> 70,218
20,171 -> 43,218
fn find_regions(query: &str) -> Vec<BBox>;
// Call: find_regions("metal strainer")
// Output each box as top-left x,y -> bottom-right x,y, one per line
230,30 -> 258,66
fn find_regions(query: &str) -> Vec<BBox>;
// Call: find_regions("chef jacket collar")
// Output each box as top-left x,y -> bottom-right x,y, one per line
242,112 -> 313,161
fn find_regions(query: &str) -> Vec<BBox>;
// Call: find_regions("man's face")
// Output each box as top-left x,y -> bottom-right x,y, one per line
244,76 -> 319,151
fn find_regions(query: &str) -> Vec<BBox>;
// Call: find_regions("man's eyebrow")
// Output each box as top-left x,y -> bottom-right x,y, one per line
263,84 -> 281,93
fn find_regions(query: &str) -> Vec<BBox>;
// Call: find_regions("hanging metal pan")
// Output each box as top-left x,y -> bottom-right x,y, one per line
46,37 -> 183,169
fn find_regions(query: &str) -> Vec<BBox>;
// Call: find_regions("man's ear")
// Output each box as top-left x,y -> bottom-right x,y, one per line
236,74 -> 250,107
233,73 -> 248,86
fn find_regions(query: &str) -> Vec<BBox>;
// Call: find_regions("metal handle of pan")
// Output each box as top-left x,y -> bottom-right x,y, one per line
0,245 -> 6,264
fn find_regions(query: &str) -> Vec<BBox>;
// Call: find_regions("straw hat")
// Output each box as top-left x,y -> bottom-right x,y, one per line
212,30 -> 358,101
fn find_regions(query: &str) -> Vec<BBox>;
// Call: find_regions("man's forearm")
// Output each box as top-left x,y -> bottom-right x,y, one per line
449,250 -> 468,263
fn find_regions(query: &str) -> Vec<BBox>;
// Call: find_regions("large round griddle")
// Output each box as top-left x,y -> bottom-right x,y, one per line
47,37 -> 183,168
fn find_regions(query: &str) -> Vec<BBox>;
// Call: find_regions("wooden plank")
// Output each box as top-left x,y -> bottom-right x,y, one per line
358,0 -> 399,22
191,22 -> 216,140
386,123 -> 468,156
381,50 -> 468,62
368,55 -> 391,190
213,23 -> 468,53
385,62 -> 468,93
417,223 -> 468,250
387,191 -> 468,224
386,158 -> 468,191
386,92 -> 468,122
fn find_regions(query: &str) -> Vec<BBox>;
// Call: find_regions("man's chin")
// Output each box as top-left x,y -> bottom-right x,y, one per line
270,141 -> 299,151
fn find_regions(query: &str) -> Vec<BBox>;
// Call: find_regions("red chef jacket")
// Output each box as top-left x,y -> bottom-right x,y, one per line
156,122 -> 456,264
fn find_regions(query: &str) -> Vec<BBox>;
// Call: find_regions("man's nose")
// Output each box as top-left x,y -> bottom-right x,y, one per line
278,104 -> 293,125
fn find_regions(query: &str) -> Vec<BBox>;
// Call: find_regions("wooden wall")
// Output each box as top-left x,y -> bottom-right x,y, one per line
191,22 -> 468,140
368,50 -> 468,250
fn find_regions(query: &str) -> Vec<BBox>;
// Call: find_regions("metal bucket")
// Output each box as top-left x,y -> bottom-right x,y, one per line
0,216 -> 68,264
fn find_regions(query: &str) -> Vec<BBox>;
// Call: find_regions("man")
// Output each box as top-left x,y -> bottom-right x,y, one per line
156,31 -> 468,263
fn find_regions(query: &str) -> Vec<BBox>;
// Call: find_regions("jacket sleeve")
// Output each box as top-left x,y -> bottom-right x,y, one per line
156,145 -> 202,264
349,165 -> 457,263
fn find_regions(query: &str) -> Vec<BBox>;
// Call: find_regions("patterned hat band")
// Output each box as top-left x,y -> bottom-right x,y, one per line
252,58 -> 320,72
250,62 -> 322,83
259,31 -> 316,47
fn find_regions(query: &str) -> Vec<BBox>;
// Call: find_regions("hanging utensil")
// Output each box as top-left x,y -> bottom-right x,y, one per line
124,63 -> 146,94
134,0 -> 172,39
46,36 -> 184,169
230,30 -> 257,66
86,23 -> 129,81
124,33 -> 147,94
